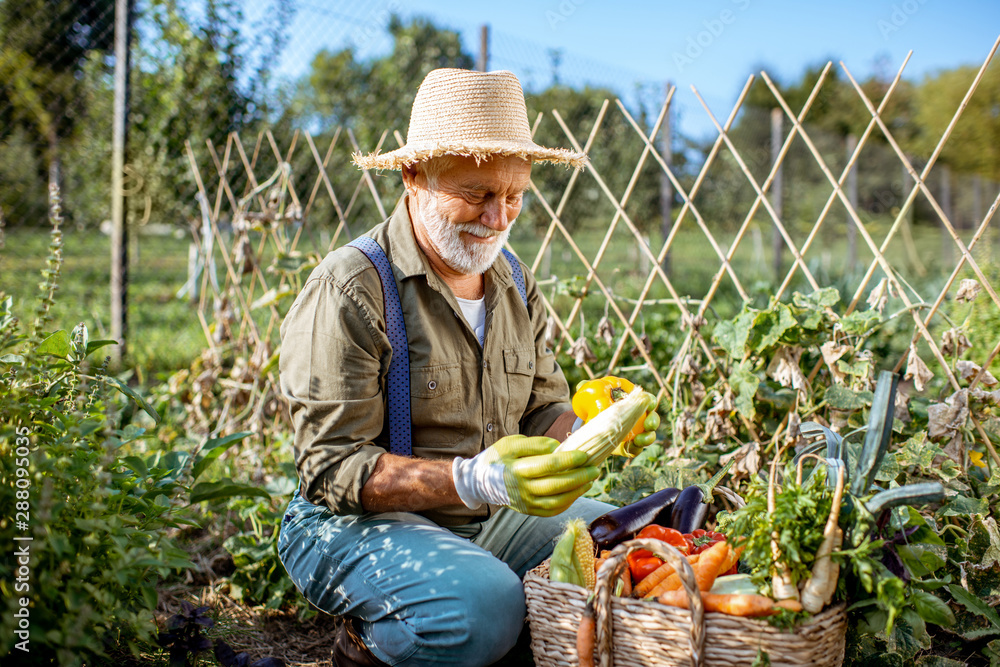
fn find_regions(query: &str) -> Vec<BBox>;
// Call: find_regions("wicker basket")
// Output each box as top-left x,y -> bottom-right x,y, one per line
524,537 -> 847,667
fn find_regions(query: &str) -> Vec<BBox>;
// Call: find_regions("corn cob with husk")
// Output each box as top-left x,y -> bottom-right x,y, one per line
554,386 -> 648,467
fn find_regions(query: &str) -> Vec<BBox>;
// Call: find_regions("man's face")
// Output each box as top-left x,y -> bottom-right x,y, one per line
408,155 -> 532,276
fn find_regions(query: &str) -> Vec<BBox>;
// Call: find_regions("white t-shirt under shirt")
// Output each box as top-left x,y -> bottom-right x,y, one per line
455,296 -> 487,346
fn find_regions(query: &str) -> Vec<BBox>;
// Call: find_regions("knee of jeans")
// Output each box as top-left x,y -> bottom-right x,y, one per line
406,566 -> 525,663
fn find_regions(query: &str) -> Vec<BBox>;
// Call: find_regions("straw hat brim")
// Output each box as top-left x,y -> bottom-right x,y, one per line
353,138 -> 588,171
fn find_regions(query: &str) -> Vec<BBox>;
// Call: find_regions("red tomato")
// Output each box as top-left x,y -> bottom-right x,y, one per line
628,525 -> 690,582
627,553 -> 663,582
635,525 -> 689,553
684,529 -> 726,555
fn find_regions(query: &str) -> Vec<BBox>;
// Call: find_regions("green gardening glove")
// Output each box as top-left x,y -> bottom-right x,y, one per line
452,435 -> 600,516
612,391 -> 661,457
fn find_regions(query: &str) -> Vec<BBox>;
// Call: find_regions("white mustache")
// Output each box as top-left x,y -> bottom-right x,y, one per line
455,222 -> 506,239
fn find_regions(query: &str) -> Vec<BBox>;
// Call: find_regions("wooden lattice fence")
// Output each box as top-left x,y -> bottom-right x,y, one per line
182,42 -> 1000,463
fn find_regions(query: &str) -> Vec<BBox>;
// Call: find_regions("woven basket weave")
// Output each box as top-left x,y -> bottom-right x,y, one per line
524,537 -> 847,667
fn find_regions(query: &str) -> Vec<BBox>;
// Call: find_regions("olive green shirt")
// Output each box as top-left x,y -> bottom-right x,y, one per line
278,197 -> 572,526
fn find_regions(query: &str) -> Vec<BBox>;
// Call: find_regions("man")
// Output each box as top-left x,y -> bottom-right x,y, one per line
277,68 -> 660,666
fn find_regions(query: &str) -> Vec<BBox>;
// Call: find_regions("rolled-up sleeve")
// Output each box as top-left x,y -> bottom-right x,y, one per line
279,273 -> 388,515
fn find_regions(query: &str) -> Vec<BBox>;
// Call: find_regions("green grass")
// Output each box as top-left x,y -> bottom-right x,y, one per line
0,227 -> 204,379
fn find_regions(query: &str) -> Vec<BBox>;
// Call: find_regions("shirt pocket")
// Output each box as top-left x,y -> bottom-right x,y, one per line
503,347 -> 535,432
409,364 -> 465,446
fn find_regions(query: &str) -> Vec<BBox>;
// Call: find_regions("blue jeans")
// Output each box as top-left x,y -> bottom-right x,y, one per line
277,493 -> 612,666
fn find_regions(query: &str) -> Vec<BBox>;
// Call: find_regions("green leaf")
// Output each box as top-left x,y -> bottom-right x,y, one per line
37,330 -> 72,358
730,360 -> 760,420
825,384 -> 872,410
122,456 -> 148,479
140,585 -> 159,611
0,353 -> 24,364
85,339 -> 119,357
103,376 -> 160,422
840,310 -> 882,336
793,286 -> 840,311
714,309 -> 755,359
749,302 -> 797,352
938,495 -> 989,517
189,479 -> 270,504
948,584 -> 1000,629
895,433 -> 937,470
911,589 -> 955,627
192,431 -> 253,481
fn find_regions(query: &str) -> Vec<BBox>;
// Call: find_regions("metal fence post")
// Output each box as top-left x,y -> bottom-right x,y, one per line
111,0 -> 134,363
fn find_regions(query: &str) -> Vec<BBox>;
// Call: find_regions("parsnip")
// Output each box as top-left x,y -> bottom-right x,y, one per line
800,464 -> 846,613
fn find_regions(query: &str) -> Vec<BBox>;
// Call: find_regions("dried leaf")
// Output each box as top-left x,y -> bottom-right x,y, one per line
679,354 -> 700,378
766,346 -> 807,395
673,410 -> 696,442
905,344 -> 934,392
719,441 -> 761,480
682,312 -> 707,331
544,316 -> 559,350
596,316 -> 616,347
704,404 -> 736,442
957,359 -> 998,387
927,389 -> 969,442
820,340 -> 850,385
970,387 -> 1000,406
867,278 -> 890,314
629,333 -> 651,359
785,410 -> 802,450
568,336 -> 597,367
941,328 -> 973,357
690,380 -> 706,405
956,279 -> 981,303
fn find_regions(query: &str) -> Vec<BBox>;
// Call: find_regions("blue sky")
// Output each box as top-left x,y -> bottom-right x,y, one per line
264,0 -> 1000,140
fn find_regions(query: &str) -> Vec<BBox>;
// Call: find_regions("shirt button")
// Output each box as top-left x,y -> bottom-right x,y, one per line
486,422 -> 494,432
483,359 -> 488,369
528,361 -> 534,370
427,380 -> 437,390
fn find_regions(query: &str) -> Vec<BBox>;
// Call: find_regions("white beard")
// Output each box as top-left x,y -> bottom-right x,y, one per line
417,195 -> 513,275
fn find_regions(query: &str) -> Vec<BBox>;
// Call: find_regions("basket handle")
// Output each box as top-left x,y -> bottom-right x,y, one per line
593,538 -> 705,667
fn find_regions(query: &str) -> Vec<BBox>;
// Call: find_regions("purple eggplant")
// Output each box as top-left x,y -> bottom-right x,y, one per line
588,487 -> 681,551
669,458 -> 735,534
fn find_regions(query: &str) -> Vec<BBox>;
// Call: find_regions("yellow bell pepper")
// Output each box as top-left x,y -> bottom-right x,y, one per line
572,376 -> 646,443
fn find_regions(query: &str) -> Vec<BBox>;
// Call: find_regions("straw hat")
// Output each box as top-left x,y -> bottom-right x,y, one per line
353,68 -> 587,171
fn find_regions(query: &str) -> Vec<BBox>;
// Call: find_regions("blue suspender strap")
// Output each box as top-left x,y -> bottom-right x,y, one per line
502,248 -> 528,308
347,237 -> 413,457
343,241 -> 527,459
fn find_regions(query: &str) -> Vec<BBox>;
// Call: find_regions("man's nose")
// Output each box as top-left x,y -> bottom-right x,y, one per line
480,198 -> 511,232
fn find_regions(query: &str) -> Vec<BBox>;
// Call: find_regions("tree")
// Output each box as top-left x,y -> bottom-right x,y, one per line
0,0 -> 115,220
913,64 -> 1000,182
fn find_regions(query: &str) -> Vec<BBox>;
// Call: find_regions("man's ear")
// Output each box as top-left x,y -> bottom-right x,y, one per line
401,164 -> 419,190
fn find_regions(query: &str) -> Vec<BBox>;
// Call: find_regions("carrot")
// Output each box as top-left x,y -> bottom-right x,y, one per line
647,542 -> 728,598
637,553 -> 701,598
716,544 -> 744,578
657,589 -> 779,617
775,598 -> 803,612
576,598 -> 596,667
691,539 -> 729,591
620,567 -> 633,597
